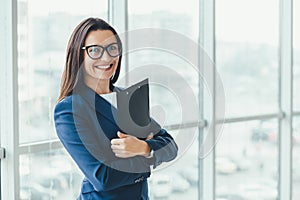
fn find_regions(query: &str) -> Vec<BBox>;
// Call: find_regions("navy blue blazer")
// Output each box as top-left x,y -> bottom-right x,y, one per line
54,83 -> 178,200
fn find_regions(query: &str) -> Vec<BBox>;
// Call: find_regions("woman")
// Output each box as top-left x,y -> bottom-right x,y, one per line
54,17 -> 178,200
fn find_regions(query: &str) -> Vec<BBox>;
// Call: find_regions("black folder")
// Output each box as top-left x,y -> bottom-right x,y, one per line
116,78 -> 161,139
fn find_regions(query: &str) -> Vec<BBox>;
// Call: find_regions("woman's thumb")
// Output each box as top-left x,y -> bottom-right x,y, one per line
117,131 -> 127,138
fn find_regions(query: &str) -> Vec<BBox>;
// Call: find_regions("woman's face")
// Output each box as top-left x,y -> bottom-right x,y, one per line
83,30 -> 119,86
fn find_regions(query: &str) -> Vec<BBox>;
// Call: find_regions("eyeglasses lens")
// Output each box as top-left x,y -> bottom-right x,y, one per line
86,43 -> 120,59
107,43 -> 119,57
88,46 -> 104,59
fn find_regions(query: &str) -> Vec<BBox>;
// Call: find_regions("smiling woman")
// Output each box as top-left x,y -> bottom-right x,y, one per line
82,30 -> 121,94
53,17 -> 178,200
57,19 -> 123,101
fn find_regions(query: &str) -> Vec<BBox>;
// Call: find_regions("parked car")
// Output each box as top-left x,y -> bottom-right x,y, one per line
217,180 -> 277,200
251,120 -> 300,144
251,120 -> 276,142
215,157 -> 238,175
238,182 -> 277,200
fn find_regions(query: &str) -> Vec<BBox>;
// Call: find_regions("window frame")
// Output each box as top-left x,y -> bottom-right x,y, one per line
0,0 -> 19,199
0,0 -> 297,199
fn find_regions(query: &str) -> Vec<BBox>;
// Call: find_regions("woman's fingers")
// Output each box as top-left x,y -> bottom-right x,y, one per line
111,146 -> 134,158
111,131 -> 150,158
111,138 -> 123,145
117,131 -> 127,138
146,133 -> 154,140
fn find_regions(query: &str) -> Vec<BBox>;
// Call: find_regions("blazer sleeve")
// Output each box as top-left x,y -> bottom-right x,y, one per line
54,99 -> 151,192
145,129 -> 178,169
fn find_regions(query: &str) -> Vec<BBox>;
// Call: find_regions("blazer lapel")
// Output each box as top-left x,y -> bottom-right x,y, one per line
74,83 -> 118,126
94,93 -> 118,126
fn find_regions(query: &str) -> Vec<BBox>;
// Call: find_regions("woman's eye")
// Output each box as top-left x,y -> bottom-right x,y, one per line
108,45 -> 117,51
90,47 -> 100,53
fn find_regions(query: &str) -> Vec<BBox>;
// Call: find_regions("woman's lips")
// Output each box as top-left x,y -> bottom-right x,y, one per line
95,64 -> 113,70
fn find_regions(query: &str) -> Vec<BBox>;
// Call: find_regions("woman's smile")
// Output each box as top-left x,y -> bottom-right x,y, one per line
94,63 -> 114,70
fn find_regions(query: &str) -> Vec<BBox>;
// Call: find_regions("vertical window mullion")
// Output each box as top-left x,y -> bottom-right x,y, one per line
279,0 -> 293,199
0,0 -> 20,199
199,0 -> 216,200
110,0 -> 129,86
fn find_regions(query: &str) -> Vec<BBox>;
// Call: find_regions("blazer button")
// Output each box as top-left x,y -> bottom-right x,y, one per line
134,176 -> 144,183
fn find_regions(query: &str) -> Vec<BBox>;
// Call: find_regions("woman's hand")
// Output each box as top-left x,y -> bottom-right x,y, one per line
111,131 -> 152,158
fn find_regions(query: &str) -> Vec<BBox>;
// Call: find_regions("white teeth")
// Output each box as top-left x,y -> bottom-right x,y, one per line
95,65 -> 111,69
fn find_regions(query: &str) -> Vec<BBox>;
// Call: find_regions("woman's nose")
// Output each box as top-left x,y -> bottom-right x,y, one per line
100,50 -> 111,62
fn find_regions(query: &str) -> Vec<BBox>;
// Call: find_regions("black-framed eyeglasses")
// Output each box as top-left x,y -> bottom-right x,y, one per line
82,43 -> 121,60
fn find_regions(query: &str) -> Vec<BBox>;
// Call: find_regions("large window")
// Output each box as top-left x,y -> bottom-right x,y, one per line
216,0 -> 279,118
18,0 -> 108,143
215,0 -> 280,199
0,0 -> 297,199
215,120 -> 278,199
17,0 -> 107,199
128,1 -> 200,199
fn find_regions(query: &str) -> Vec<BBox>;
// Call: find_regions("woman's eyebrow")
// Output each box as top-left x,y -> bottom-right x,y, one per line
84,41 -> 118,47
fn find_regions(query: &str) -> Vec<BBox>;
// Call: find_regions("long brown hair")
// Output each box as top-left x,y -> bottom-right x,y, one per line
57,17 -> 122,102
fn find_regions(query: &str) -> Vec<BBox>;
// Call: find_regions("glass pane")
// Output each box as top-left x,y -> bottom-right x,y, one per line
127,3 -> 206,199
20,149 -> 83,200
294,0 -> 300,111
120,49 -> 201,126
216,0 -> 279,117
127,0 -> 200,126
293,117 -> 300,199
17,0 -> 107,143
149,128 -> 198,200
128,0 -> 198,40
216,120 -> 278,200
293,0 -> 300,198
